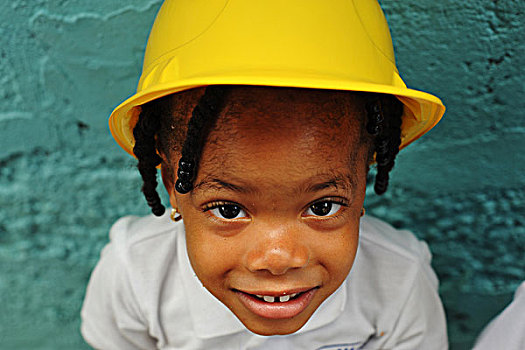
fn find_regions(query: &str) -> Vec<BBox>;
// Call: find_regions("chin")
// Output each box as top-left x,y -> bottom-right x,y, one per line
238,314 -> 311,336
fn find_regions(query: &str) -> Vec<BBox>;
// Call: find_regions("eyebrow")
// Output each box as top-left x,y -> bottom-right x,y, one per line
192,176 -> 250,196
191,172 -> 356,197
303,174 -> 356,194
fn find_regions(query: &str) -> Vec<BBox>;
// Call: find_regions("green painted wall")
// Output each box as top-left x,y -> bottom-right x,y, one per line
0,1 -> 523,349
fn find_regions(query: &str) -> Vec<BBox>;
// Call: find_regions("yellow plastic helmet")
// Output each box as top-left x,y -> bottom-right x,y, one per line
109,0 -> 445,156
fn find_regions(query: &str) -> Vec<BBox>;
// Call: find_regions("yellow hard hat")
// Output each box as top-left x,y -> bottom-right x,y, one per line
109,0 -> 445,156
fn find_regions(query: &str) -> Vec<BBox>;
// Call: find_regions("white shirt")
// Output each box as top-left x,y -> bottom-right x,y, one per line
81,213 -> 448,349
473,281 -> 525,350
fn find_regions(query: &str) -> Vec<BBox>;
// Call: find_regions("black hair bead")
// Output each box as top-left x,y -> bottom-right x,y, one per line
376,138 -> 389,154
366,101 -> 384,135
178,159 -> 194,171
176,158 -> 195,189
152,205 -> 166,217
371,112 -> 384,124
364,95 -> 403,196
177,168 -> 193,181
175,179 -> 193,194
368,102 -> 381,114
367,123 -> 381,135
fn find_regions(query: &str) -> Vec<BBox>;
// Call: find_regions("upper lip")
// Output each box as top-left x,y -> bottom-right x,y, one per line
233,286 -> 318,297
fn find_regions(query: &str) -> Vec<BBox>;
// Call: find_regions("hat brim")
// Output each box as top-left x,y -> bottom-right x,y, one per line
109,75 -> 445,157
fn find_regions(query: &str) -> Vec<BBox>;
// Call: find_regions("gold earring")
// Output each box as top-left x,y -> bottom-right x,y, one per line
170,208 -> 183,222
360,208 -> 366,217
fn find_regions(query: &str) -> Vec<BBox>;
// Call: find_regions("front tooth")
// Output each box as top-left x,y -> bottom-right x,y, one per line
263,296 -> 275,303
290,293 -> 297,298
279,295 -> 290,302
256,295 -> 264,298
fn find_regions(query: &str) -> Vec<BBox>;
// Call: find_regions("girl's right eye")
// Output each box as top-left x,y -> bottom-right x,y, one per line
205,202 -> 249,220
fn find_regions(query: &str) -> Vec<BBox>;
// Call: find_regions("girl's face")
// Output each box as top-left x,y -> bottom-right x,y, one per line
163,87 -> 371,335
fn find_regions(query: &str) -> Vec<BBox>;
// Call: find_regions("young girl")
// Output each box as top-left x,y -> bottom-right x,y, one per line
81,1 -> 448,349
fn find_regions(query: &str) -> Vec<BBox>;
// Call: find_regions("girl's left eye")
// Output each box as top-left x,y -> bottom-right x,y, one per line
304,201 -> 343,217
208,203 -> 248,220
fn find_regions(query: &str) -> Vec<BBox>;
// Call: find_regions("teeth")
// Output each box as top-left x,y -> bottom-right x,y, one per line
279,295 -> 290,302
252,292 -> 301,302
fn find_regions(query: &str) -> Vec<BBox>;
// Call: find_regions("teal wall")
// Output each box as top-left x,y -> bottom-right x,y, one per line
0,1 -> 523,349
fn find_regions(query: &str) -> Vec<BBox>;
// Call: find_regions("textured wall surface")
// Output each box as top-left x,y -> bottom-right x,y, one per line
0,1 -> 523,349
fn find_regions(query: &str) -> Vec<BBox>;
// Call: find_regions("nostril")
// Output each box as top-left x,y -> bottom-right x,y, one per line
245,245 -> 309,275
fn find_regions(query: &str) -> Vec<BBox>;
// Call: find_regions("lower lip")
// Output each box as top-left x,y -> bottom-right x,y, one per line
235,288 -> 318,319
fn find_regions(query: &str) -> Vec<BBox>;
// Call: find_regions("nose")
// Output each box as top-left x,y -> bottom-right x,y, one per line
244,224 -> 310,275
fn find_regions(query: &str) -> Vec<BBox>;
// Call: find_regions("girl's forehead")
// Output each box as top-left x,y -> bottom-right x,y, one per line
162,86 -> 371,171
216,86 -> 366,131
225,86 -> 363,111
165,86 -> 367,129
198,89 -> 371,182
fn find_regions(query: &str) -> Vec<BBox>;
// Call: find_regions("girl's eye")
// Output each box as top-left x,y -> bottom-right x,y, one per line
305,201 -> 342,217
209,204 -> 248,220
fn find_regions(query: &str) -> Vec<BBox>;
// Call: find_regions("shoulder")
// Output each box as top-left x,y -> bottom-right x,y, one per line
359,215 -> 432,262
104,212 -> 184,299
81,212 -> 182,349
109,211 -> 177,248
357,215 -> 438,288
107,211 -> 181,264
343,215 -> 447,349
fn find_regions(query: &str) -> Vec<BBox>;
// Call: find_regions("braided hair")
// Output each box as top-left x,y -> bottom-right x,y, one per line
133,101 -> 165,216
175,86 -> 230,194
366,95 -> 404,194
132,86 -> 230,215
133,87 -> 403,216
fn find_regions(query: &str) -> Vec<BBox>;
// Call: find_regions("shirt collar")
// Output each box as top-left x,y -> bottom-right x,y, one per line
176,224 -> 347,339
177,228 -> 246,339
296,279 -> 347,334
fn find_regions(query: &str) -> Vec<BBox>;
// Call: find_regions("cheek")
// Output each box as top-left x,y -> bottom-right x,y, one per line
183,218 -> 240,288
317,221 -> 360,283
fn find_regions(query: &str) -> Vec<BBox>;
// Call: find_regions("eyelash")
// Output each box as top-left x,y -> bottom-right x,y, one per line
202,201 -> 249,220
202,201 -> 239,212
303,197 -> 349,218
202,197 -> 349,221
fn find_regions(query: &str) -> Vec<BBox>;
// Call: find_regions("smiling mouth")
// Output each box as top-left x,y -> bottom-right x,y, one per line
234,287 -> 319,319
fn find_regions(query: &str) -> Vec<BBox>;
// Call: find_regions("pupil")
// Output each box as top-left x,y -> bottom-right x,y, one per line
311,202 -> 332,216
219,205 -> 240,219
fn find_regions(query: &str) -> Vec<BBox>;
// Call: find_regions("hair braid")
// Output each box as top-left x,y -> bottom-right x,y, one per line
366,95 -> 403,195
175,86 -> 229,194
133,103 -> 165,216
